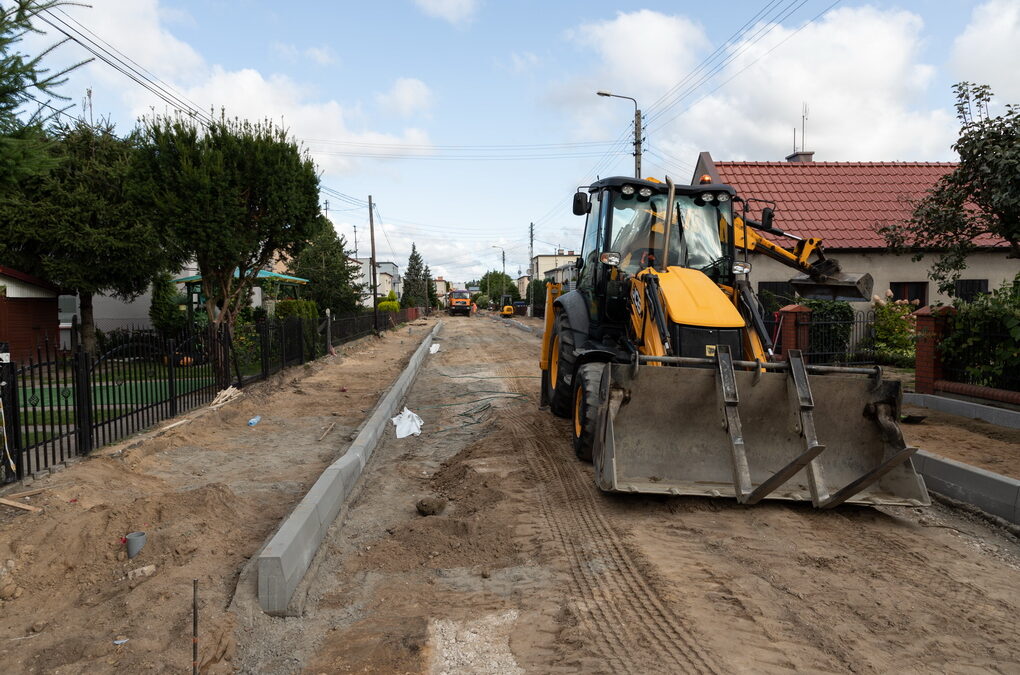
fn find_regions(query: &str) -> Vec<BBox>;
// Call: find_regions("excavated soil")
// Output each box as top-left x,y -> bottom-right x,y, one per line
235,315 -> 1020,674
0,319 -> 434,674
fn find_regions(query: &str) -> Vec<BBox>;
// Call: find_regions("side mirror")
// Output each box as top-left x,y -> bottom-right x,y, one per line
572,192 -> 590,216
761,207 -> 775,231
575,256 -> 583,270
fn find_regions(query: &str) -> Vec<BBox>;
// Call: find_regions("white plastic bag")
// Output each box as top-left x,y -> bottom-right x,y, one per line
429,343 -> 440,354
391,407 -> 423,438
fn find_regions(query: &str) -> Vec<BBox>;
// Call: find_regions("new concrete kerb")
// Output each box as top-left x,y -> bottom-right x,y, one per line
257,320 -> 443,614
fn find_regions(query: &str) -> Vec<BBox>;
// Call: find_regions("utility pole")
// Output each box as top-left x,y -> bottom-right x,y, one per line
528,222 -> 534,317
633,106 -> 642,179
368,195 -> 378,332
353,224 -> 358,258
501,249 -> 506,303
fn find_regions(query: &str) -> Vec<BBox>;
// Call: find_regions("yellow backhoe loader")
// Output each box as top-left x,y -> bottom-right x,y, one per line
539,175 -> 929,508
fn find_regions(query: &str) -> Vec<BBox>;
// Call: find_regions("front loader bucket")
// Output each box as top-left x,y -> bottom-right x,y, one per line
789,271 -> 873,302
594,350 -> 929,508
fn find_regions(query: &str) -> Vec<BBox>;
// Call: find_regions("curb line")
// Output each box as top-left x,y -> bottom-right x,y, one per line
905,392 -> 1020,430
257,320 -> 443,614
914,450 -> 1020,525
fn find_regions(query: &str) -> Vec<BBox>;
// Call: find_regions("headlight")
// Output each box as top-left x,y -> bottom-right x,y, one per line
732,261 -> 752,274
700,192 -> 715,202
716,193 -> 730,202
621,185 -> 635,196
638,187 -> 652,198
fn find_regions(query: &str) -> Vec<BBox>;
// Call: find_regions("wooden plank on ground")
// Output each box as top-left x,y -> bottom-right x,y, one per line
0,497 -> 42,513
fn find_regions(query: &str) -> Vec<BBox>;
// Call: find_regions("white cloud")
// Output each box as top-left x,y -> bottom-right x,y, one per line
951,0 -> 1020,102
376,77 -> 434,117
508,51 -> 540,73
304,46 -> 337,66
413,0 -> 478,25
31,0 -> 430,176
565,7 -> 957,168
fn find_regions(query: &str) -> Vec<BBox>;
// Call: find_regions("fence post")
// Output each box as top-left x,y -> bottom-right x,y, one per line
0,341 -> 20,481
298,317 -> 306,365
167,338 -> 178,418
914,305 -> 955,394
259,321 -> 270,381
72,345 -> 93,455
778,304 -> 812,361
325,310 -> 332,353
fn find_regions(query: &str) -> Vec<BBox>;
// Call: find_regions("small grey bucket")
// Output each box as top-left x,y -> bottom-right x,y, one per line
126,531 -> 146,559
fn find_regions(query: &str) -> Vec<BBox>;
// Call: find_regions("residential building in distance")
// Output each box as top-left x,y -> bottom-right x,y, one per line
1,266 -> 60,362
515,274 -> 531,298
692,151 -> 1016,308
354,258 -> 402,307
531,250 -> 579,282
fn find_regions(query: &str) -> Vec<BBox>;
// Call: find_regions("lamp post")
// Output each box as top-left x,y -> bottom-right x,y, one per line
491,245 -> 505,306
597,90 -> 641,179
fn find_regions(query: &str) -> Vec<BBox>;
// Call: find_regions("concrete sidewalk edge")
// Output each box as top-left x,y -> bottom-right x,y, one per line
257,320 -> 443,614
904,392 -> 1020,430
914,450 -> 1020,525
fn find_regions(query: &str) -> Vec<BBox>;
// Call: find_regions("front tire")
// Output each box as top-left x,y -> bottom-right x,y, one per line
572,362 -> 605,462
545,310 -> 576,418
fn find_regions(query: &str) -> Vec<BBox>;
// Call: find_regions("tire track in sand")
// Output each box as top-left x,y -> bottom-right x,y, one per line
507,409 -> 722,675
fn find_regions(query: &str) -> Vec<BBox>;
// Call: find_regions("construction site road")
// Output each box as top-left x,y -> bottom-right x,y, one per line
239,315 -> 1020,674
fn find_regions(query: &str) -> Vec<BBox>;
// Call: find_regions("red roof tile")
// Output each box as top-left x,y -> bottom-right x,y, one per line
714,161 -> 1005,249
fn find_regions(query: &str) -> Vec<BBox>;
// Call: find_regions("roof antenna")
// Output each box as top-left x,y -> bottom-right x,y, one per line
801,102 -> 809,151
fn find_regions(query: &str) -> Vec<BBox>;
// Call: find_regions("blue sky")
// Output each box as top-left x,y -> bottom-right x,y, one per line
26,0 -> 1020,284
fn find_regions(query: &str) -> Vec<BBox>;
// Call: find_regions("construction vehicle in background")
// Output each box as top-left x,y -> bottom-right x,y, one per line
448,289 -> 472,316
539,175 -> 929,508
500,295 -> 514,319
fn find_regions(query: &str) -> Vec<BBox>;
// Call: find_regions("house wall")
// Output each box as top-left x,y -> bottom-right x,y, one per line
0,297 -> 60,362
744,249 -> 1018,306
1,276 -> 56,299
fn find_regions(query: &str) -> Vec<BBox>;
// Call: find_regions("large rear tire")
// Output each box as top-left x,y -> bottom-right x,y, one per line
572,362 -> 605,462
545,310 -> 575,418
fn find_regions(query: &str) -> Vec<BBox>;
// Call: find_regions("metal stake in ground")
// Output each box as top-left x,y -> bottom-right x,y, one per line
193,579 -> 198,675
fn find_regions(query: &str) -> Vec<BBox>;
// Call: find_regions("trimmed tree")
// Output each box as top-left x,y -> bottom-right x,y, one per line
882,82 -> 1020,294
424,265 -> 439,309
149,270 -> 185,336
1,120 -> 167,355
135,114 -> 321,331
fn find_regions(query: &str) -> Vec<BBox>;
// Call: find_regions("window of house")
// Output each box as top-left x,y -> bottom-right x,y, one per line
58,295 -> 77,324
953,278 -> 988,302
889,281 -> 928,306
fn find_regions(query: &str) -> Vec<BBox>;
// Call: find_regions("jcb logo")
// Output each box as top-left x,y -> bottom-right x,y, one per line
705,345 -> 716,357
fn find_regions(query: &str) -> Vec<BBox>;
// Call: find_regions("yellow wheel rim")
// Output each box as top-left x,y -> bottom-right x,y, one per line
574,385 -> 583,437
549,334 -> 560,390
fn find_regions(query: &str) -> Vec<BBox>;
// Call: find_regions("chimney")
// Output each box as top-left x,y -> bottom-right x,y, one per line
567,250 -> 575,255
557,249 -> 564,255
785,150 -> 814,163
437,276 -> 443,281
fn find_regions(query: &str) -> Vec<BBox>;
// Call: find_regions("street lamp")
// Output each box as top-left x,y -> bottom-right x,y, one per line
491,245 -> 506,307
597,90 -> 642,179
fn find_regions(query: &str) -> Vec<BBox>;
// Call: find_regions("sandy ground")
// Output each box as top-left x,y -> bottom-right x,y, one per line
0,318 -> 435,674
902,405 -> 1020,480
235,315 -> 1020,674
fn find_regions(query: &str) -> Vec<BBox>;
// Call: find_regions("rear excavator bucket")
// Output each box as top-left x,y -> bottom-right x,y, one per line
789,271 -> 874,302
593,348 -> 930,508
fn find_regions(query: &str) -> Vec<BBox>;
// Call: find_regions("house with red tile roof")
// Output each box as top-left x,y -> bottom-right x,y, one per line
692,151 -> 1016,308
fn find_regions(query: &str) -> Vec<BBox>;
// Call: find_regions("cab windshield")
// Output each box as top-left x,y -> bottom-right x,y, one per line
450,291 -> 470,299
609,191 -> 732,281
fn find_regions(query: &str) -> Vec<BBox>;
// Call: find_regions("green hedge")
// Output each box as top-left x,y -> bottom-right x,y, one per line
940,277 -> 1020,390
275,298 -> 318,320
377,300 -> 400,313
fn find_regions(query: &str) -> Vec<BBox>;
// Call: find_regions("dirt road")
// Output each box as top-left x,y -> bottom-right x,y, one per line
239,316 -> 1020,674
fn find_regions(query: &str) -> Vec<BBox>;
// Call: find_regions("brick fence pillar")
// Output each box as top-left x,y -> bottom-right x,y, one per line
913,305 -> 955,394
778,304 -> 812,360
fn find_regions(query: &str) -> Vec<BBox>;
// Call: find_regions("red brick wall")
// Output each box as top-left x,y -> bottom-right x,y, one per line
0,297 -> 59,362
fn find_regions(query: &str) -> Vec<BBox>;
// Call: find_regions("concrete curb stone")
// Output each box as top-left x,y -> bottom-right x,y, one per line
914,450 -> 1020,525
904,392 -> 1020,429
257,321 -> 443,614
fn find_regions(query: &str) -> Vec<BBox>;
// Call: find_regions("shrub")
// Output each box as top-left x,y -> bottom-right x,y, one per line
940,276 -> 1020,390
861,291 -> 918,366
377,300 -> 400,313
802,299 -> 853,360
275,298 -> 318,320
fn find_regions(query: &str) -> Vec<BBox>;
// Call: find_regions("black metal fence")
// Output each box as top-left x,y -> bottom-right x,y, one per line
803,310 -> 877,365
0,308 -> 423,484
942,330 -> 1020,392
